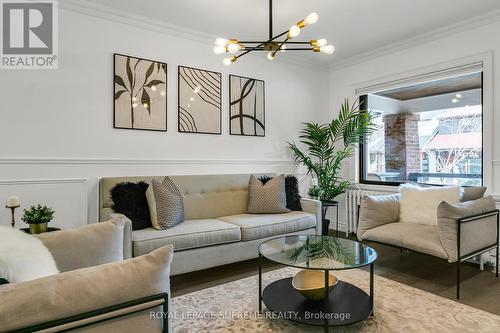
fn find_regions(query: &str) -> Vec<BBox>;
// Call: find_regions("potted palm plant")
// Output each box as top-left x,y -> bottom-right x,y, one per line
288,99 -> 376,201
22,204 -> 55,234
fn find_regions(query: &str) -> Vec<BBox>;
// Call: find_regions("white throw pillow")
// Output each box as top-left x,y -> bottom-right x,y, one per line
399,184 -> 461,226
0,227 -> 59,283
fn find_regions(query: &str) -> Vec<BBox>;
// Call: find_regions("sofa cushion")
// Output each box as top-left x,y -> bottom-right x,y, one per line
146,177 -> 184,230
0,245 -> 173,333
461,186 -> 487,202
357,194 -> 400,241
37,219 -> 125,272
437,196 -> 497,263
259,175 -> 303,211
0,227 -> 59,283
219,211 -> 316,241
399,184 -> 461,226
361,222 -> 448,259
133,219 -> 241,255
110,181 -> 151,230
247,175 -> 290,214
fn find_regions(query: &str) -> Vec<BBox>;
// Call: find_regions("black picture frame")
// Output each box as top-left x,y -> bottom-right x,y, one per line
177,65 -> 222,135
113,53 -> 168,132
229,74 -> 266,137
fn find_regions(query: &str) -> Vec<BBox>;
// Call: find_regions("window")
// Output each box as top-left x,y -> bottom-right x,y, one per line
359,71 -> 483,186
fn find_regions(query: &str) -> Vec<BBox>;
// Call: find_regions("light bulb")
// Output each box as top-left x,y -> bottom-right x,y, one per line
132,103 -> 138,108
267,52 -> 275,60
194,86 -> 201,94
303,12 -> 319,25
213,45 -> 226,54
455,93 -> 463,99
160,90 -> 166,96
143,103 -> 148,108
288,25 -> 301,38
214,38 -> 228,46
280,44 -> 287,52
132,97 -> 137,102
452,98 -> 459,103
151,85 -> 157,91
223,56 -> 236,66
227,43 -> 240,54
316,39 -> 327,47
189,97 -> 194,102
320,45 -> 335,54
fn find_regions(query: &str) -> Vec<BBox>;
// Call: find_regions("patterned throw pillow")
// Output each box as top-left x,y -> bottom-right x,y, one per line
247,174 -> 291,214
146,177 -> 184,230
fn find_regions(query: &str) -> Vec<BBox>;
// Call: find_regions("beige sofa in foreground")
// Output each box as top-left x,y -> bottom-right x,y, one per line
100,174 -> 322,275
0,216 -> 173,333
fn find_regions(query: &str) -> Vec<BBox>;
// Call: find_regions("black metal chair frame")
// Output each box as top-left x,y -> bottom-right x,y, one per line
10,292 -> 169,333
357,205 -> 499,299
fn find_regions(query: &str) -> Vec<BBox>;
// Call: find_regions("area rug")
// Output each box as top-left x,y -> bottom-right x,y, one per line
172,267 -> 500,332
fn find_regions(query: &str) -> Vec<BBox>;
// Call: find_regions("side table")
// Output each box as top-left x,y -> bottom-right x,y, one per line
20,227 -> 61,234
321,200 -> 339,236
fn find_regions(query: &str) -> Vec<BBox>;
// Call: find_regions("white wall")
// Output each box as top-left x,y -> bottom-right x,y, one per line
0,8 -> 329,227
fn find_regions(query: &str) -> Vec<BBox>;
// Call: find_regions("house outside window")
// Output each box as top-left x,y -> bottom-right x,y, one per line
360,71 -> 483,186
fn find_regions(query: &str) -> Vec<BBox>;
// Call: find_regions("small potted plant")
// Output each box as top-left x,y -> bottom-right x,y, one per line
307,185 -> 324,200
21,204 -> 55,234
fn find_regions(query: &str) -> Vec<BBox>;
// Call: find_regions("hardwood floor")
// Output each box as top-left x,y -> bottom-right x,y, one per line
171,232 -> 500,316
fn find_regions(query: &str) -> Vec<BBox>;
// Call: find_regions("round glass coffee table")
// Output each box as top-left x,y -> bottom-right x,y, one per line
258,235 -> 377,332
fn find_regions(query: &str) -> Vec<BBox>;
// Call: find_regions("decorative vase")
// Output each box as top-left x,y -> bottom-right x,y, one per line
29,222 -> 48,234
292,269 -> 338,300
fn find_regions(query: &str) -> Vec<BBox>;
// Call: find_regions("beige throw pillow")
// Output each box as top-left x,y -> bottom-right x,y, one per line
399,184 -> 461,226
146,177 -> 184,230
36,219 -> 124,272
247,174 -> 291,214
460,186 -> 487,202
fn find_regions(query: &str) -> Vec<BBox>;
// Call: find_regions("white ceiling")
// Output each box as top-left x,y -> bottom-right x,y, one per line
81,0 -> 500,67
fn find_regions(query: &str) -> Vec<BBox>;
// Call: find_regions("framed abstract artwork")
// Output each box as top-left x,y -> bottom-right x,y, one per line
177,66 -> 222,134
114,53 -> 167,131
229,74 -> 265,136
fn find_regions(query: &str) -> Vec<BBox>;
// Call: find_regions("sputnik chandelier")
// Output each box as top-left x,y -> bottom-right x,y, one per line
213,0 -> 334,65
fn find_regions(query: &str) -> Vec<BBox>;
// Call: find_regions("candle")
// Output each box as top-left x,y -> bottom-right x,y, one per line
7,196 -> 20,207
311,178 -> 318,187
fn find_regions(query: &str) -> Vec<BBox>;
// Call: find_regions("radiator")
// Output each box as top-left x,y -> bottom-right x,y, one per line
345,188 -> 394,234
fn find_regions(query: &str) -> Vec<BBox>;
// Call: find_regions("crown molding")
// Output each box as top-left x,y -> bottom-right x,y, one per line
60,0 -> 326,71
329,8 -> 500,72
0,157 -> 297,165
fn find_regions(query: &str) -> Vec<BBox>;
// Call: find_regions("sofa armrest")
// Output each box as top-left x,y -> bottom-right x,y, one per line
301,198 -> 322,235
110,213 -> 133,259
357,194 -> 400,241
437,196 -> 498,263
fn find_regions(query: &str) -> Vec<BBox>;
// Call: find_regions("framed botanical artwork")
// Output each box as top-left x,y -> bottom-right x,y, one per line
114,53 -> 167,131
229,74 -> 265,136
178,65 -> 222,134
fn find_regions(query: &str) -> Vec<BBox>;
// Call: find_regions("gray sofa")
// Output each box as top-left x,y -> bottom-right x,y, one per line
99,174 -> 322,275
0,216 -> 172,333
357,191 -> 499,298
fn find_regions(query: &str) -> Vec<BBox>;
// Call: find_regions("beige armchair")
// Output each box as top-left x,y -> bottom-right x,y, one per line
0,217 -> 173,333
357,194 -> 499,299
